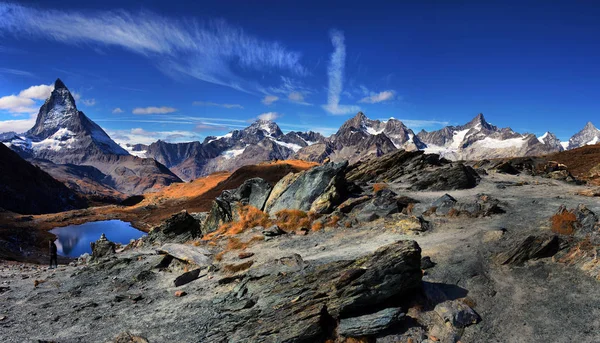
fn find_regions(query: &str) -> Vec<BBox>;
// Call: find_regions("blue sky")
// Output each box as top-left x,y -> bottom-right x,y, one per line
1,1 -> 600,144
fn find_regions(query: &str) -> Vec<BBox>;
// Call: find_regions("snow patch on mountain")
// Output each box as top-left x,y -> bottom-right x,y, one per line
473,136 -> 527,149
273,140 -> 303,152
221,146 -> 247,159
30,128 -> 78,151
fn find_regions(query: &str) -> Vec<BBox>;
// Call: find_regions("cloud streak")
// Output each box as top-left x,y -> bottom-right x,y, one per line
0,3 -> 305,94
359,90 -> 395,104
0,67 -> 34,77
322,30 -> 360,115
132,106 -> 177,115
262,95 -> 279,105
192,101 -> 243,109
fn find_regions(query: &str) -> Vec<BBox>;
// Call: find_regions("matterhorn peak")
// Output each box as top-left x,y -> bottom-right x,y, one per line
54,78 -> 68,90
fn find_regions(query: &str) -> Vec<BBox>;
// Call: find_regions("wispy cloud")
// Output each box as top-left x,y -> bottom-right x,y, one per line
192,101 -> 243,109
257,112 -> 281,121
262,95 -> 279,105
288,91 -> 312,106
0,67 -> 34,77
0,83 -> 54,115
0,3 -> 306,94
112,107 -> 123,114
132,106 -> 177,115
194,123 -> 230,132
82,98 -> 96,106
359,90 -> 395,104
322,30 -> 360,115
396,119 -> 450,129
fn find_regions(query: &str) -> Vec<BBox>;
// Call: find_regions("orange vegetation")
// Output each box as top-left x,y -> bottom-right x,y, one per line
372,183 -> 389,193
223,260 -> 254,273
551,209 -> 578,235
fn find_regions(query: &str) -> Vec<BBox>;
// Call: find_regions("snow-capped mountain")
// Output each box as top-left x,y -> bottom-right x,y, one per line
566,122 -> 600,150
142,119 -> 325,180
416,113 -> 563,160
3,79 -> 181,195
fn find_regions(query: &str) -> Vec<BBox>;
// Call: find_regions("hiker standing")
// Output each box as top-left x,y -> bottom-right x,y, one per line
49,240 -> 58,269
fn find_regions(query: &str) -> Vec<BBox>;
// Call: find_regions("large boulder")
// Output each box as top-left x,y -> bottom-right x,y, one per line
266,161 -> 349,214
203,178 -> 273,234
147,210 -> 202,244
158,243 -> 212,267
551,204 -> 599,236
351,189 -> 417,222
410,163 -> 480,191
498,235 -> 561,265
426,194 -> 504,217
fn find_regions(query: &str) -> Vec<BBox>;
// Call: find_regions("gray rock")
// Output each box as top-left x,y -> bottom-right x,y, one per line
173,268 -> 203,287
267,161 -> 349,214
410,163 -> 480,191
158,244 -> 212,267
431,194 -> 457,215
338,307 -> 405,337
147,210 -> 202,244
421,256 -> 435,269
203,198 -> 233,234
434,300 -> 480,328
498,235 -> 561,265
262,224 -> 286,237
230,177 -> 273,210
353,189 -> 402,222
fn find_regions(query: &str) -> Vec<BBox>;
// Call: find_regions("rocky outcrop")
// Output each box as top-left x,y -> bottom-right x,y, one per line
90,233 -> 116,259
338,307 -> 405,337
147,210 -> 202,244
204,177 -> 274,233
410,163 -> 480,191
498,235 -> 561,265
346,149 -> 480,191
266,161 -> 349,214
551,204 -> 599,237
426,194 -> 504,217
217,240 -> 422,342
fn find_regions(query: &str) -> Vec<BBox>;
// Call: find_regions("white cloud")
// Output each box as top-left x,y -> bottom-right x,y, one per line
0,83 -> 54,115
359,90 -> 395,104
258,112 -> 281,121
71,92 -> 81,101
132,106 -> 177,115
112,107 -> 123,114
0,3 -> 306,94
262,95 -> 279,105
192,101 -> 243,109
0,113 -> 36,133
82,98 -> 96,106
322,30 -> 360,115
18,84 -> 54,100
108,128 -> 201,145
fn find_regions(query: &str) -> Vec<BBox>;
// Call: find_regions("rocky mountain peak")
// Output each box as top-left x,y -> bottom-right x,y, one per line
54,78 -> 68,90
27,79 -> 79,139
464,113 -> 494,131
583,121 -> 598,131
246,119 -> 283,138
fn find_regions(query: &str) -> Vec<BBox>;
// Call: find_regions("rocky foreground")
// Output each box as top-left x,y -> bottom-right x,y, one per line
1,152 -> 600,342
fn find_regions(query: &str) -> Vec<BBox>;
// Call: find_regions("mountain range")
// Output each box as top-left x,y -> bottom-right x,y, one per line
2,78 -> 600,193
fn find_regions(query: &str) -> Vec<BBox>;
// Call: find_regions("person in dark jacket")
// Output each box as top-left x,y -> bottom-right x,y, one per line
49,240 -> 58,269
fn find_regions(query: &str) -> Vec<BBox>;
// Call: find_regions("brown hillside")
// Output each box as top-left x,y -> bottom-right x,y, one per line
547,144 -> 600,183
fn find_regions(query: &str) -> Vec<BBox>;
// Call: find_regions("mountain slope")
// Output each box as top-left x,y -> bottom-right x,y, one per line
0,143 -> 86,214
5,79 -> 182,194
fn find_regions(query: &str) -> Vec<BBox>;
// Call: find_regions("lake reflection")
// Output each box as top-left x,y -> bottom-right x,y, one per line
50,220 -> 146,257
